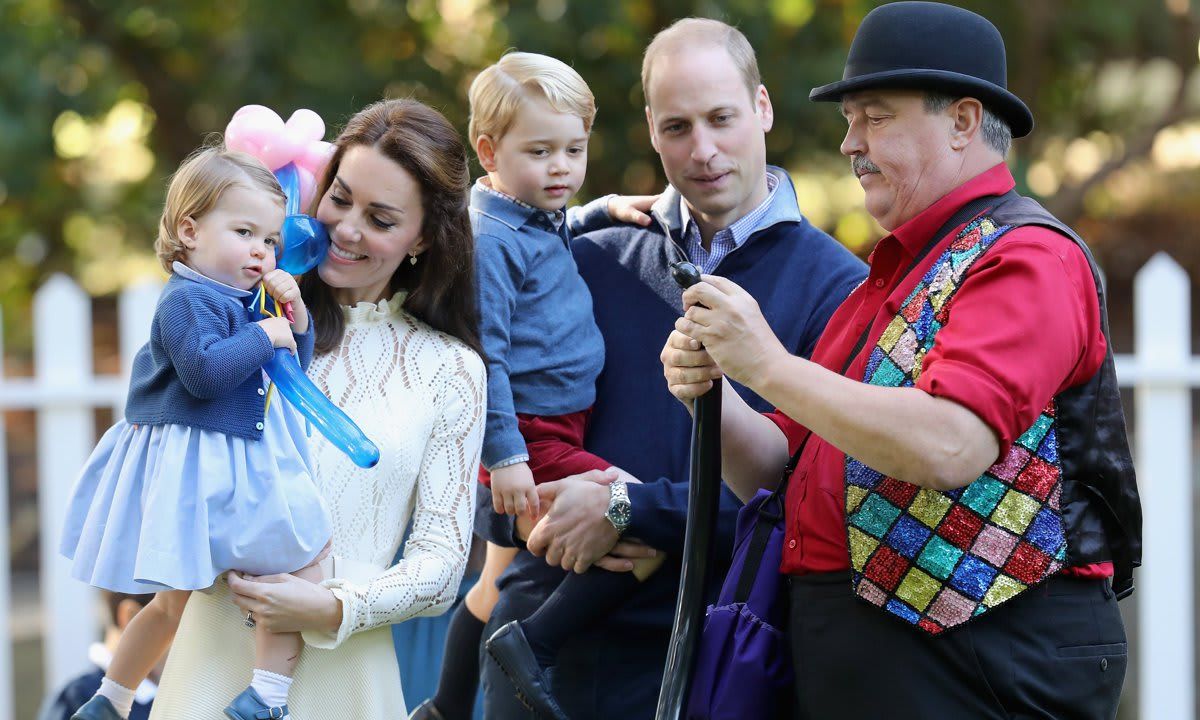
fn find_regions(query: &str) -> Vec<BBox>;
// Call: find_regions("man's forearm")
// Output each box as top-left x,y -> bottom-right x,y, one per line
752,353 -> 999,490
716,383 -> 790,502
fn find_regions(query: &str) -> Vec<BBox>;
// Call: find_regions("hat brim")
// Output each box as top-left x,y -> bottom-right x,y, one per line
809,68 -> 1033,138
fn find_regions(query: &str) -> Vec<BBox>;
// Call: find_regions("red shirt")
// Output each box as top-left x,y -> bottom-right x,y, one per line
773,163 -> 1113,578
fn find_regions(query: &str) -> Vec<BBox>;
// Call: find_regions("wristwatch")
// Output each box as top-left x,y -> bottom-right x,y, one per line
605,479 -> 632,534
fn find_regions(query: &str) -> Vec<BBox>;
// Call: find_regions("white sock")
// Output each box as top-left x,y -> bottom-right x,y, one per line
96,677 -> 135,719
251,668 -> 293,709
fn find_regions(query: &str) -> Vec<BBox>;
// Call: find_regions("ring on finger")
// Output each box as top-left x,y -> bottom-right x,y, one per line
244,610 -> 256,628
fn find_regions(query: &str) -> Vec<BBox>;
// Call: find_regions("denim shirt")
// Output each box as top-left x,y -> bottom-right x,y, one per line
471,182 -> 608,469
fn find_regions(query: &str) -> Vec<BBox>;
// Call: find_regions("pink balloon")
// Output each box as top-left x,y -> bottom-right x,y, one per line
232,104 -> 279,123
285,109 -> 326,143
296,166 -> 318,212
296,140 -> 335,177
259,127 -> 304,171
225,110 -> 285,165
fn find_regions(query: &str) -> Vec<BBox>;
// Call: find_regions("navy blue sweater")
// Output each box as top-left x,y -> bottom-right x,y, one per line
124,271 -> 314,440
494,177 -> 867,633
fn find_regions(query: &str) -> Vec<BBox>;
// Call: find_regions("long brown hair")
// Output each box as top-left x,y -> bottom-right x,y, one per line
301,99 -> 482,357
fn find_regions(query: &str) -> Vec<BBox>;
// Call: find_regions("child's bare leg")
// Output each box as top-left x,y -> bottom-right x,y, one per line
106,589 -> 189,689
242,563 -> 323,713
464,541 -> 518,621
253,563 -> 323,677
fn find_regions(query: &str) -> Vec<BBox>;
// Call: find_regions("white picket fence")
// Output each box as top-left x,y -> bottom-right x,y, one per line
0,255 -> 1195,720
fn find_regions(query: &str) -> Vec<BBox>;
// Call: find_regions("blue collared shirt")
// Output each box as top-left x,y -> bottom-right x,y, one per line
172,260 -> 252,298
680,172 -> 780,274
646,166 -> 808,272
477,180 -> 566,230
470,181 -> 608,470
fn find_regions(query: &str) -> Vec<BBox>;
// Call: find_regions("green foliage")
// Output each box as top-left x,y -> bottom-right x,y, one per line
1,0 -> 1194,351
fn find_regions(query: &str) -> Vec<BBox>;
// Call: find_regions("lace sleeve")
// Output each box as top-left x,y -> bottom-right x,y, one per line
304,346 -> 485,649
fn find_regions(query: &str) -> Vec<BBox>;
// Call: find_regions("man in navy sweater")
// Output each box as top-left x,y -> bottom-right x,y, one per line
478,18 -> 867,718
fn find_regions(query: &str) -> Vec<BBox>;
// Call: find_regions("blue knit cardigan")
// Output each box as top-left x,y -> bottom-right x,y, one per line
124,272 -> 314,440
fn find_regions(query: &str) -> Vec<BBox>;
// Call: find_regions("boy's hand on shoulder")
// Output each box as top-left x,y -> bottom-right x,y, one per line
491,461 -> 539,518
607,194 -> 660,227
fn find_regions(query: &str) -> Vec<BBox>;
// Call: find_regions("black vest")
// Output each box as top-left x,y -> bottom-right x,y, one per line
990,193 -> 1141,597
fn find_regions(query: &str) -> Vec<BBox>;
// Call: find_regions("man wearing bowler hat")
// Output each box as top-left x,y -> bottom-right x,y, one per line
659,2 -> 1142,717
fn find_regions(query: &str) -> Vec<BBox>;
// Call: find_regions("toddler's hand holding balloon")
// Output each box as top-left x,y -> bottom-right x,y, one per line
257,316 -> 297,354
262,269 -> 308,333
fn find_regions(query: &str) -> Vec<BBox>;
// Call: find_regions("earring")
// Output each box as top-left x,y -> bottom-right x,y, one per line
409,253 -> 419,266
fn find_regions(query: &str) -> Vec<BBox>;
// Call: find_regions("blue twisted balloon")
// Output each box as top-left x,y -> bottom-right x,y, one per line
252,163 -> 379,469
250,291 -> 380,469
274,163 -> 331,275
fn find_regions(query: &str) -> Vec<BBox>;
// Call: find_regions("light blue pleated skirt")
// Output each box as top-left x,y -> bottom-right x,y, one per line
60,389 -> 331,594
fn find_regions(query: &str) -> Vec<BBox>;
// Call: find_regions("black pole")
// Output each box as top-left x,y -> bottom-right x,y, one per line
656,262 -> 723,720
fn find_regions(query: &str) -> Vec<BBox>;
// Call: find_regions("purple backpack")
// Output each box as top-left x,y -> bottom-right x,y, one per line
686,455 -> 799,719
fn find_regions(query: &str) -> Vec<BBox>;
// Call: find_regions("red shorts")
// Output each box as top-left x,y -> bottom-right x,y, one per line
478,407 -> 612,487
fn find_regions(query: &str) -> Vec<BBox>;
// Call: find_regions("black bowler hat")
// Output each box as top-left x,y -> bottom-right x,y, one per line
809,1 -> 1034,137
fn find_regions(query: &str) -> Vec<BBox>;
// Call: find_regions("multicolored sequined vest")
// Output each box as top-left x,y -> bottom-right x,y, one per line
844,214 -> 1067,635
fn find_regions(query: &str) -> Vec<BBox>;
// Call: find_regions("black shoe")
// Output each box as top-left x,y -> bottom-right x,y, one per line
408,699 -> 447,720
485,621 -> 568,720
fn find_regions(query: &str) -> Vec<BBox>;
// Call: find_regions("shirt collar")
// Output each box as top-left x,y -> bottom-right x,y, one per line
88,643 -> 158,703
889,162 -> 1016,257
470,178 -> 564,231
652,165 -> 802,240
172,261 -> 252,298
679,172 -> 780,247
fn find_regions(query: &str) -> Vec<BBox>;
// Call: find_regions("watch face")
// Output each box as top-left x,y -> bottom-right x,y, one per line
609,501 -> 632,528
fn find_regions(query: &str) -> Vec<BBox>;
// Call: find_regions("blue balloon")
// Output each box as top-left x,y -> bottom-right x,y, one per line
255,165 -> 376,467
274,163 -> 331,275
249,289 -> 380,469
264,349 -> 380,469
277,214 -> 330,275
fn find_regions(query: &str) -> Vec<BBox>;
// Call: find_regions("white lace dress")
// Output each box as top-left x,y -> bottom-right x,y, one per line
150,292 -> 485,719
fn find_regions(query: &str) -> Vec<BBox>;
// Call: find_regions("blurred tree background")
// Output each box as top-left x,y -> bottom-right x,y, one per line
4,0 -> 1200,355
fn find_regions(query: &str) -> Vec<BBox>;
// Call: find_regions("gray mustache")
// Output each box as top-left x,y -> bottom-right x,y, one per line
852,155 -> 880,176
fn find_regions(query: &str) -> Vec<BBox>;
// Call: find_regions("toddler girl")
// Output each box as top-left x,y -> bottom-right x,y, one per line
62,146 -> 330,720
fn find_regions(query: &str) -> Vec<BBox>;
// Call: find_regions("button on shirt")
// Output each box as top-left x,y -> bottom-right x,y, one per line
767,163 -> 1113,579
681,173 -> 779,274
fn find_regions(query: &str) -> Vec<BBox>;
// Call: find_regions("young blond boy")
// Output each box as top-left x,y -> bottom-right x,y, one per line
410,52 -> 660,720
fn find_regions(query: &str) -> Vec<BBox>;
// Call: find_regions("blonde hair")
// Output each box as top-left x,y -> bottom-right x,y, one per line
155,146 -> 286,273
642,18 -> 761,106
468,51 -> 597,144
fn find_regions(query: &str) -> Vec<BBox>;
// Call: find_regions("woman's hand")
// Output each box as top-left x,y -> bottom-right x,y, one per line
660,329 -> 724,404
227,571 -> 342,635
262,269 -> 309,334
676,275 -> 789,389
